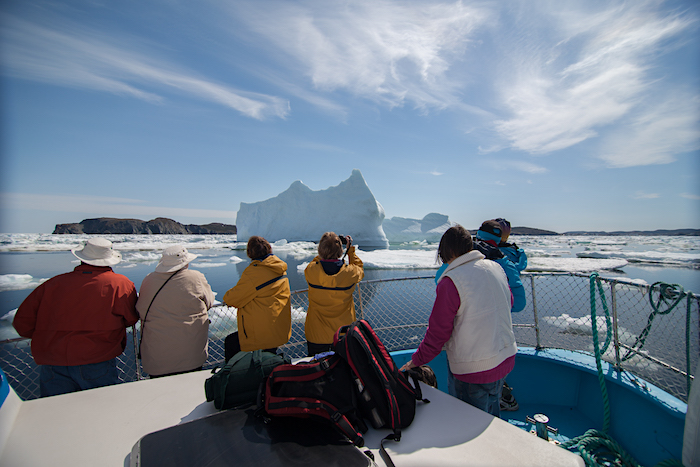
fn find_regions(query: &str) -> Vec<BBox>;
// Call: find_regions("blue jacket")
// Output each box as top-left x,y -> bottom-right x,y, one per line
473,236 -> 526,313
499,242 -> 527,272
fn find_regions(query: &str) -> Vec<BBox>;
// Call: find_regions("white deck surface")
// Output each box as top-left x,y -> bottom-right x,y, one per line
0,370 -> 584,466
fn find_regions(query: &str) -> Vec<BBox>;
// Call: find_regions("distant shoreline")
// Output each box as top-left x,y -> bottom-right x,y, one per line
48,217 -> 700,237
507,227 -> 700,237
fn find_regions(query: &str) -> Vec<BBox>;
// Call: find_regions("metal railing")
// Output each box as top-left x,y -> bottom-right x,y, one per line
1,273 -> 697,402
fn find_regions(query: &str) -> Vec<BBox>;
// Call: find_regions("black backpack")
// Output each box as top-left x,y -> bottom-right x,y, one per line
333,320 -> 429,442
260,353 -> 368,447
205,349 -> 290,410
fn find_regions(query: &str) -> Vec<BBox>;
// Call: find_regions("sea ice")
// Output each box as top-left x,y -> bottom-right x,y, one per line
528,257 -> 628,272
577,250 -> 700,267
0,274 -> 48,292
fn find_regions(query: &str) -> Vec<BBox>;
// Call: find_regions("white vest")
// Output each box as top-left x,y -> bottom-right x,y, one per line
440,250 -> 517,375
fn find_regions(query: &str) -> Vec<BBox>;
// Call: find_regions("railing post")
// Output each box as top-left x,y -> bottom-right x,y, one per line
611,281 -> 621,370
530,275 -> 541,349
356,282 -> 364,320
132,325 -> 144,381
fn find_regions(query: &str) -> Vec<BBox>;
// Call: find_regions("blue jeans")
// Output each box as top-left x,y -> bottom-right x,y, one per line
40,358 -> 118,397
447,364 -> 506,418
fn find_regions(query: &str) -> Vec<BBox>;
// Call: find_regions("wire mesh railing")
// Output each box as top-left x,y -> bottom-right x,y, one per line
1,273 -> 697,403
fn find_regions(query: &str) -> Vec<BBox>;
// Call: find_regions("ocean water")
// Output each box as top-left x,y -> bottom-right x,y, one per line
1,233 -> 698,342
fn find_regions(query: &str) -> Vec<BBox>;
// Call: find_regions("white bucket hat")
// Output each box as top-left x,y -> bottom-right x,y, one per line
155,245 -> 198,273
72,238 -> 122,266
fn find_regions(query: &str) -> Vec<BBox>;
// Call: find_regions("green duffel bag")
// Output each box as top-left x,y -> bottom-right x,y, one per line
205,349 -> 290,410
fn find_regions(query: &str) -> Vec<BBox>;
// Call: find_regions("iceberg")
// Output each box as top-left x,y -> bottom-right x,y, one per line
382,213 -> 457,243
236,169 -> 390,248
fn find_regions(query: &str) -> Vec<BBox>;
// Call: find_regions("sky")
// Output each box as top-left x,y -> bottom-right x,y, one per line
0,0 -> 699,234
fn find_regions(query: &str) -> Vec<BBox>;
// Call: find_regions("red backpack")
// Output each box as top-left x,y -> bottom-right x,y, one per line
259,320 -> 428,452
261,353 -> 368,446
333,320 -> 429,442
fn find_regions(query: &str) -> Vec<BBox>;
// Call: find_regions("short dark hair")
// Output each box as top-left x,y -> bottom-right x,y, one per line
318,232 -> 343,260
247,236 -> 272,260
437,225 -> 473,264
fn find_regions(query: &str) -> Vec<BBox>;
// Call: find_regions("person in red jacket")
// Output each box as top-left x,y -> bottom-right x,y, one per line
13,238 -> 139,397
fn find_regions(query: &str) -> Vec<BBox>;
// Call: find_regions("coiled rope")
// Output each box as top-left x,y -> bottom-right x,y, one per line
560,274 -> 687,467
622,282 -> 693,396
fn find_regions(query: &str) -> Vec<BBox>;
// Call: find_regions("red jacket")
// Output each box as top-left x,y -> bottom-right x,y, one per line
13,264 -> 139,366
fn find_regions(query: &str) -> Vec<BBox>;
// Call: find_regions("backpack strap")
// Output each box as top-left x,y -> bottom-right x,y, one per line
265,398 -> 365,447
138,268 -> 182,359
403,370 -> 431,404
343,320 -> 405,428
380,433 -> 400,467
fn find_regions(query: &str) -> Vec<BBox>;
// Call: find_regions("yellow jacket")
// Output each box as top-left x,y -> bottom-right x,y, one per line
223,255 -> 292,351
304,246 -> 364,344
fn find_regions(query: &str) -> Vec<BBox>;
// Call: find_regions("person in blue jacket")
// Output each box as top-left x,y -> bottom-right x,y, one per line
488,218 -> 529,412
473,220 -> 526,313
495,218 -> 528,273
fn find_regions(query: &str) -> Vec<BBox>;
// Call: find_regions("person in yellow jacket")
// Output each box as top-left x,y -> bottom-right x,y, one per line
222,236 -> 292,361
304,232 -> 364,356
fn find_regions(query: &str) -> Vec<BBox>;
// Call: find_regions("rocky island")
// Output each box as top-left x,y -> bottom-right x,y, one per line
53,217 -> 237,235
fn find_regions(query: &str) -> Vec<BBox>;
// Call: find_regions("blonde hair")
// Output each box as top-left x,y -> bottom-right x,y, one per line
318,232 -> 343,260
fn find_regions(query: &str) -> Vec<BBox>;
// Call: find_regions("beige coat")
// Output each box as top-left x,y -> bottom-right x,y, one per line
136,268 -> 214,376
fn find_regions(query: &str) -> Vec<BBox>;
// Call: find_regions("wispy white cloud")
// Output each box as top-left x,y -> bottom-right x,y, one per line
230,0 -> 697,167
232,0 -> 491,112
632,191 -> 660,199
429,170 -> 444,176
1,193 -> 236,220
485,159 -> 548,174
492,2 -> 698,159
598,93 -> 700,167
1,13 -> 289,120
680,193 -> 700,200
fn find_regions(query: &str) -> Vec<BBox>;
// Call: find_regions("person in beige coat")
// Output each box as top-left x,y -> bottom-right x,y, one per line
136,245 -> 215,377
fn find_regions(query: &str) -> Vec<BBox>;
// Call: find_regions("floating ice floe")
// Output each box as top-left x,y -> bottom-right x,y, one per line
0,308 -> 17,321
0,274 -> 48,292
543,312 -> 666,374
528,257 -> 628,272
577,250 -> 700,268
191,262 -> 227,268
296,248 -> 440,272
124,252 -> 160,263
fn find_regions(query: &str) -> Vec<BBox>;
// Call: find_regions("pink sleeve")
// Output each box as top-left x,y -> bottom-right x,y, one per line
411,277 -> 460,367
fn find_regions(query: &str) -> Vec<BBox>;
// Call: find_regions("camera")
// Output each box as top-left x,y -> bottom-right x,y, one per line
339,235 -> 348,245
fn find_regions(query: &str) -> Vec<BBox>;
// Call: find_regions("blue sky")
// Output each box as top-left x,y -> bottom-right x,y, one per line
1,0 -> 698,234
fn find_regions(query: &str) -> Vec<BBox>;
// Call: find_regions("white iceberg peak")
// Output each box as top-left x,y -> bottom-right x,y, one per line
236,169 -> 389,247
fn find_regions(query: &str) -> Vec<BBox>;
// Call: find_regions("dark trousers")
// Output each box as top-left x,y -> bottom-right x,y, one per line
224,332 -> 278,363
40,358 -> 118,397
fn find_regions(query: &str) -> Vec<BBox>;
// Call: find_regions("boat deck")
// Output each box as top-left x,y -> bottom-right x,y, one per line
504,403 -> 596,444
0,365 -> 583,467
